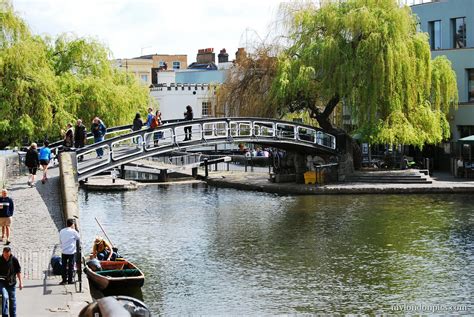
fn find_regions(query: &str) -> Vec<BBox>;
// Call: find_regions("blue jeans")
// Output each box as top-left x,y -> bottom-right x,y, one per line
0,281 -> 16,317
94,136 -> 104,157
97,250 -> 117,261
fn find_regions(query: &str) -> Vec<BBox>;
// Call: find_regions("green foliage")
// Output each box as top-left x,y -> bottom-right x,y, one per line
0,3 -> 151,147
273,0 -> 458,147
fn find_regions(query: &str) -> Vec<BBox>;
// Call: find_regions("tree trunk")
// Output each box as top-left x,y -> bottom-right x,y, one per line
313,95 -> 341,134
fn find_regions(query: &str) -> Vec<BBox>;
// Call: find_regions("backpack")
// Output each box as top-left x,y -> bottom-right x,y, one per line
150,116 -> 159,129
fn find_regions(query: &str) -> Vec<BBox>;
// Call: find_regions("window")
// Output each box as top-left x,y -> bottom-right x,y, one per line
468,69 -> 474,102
452,17 -> 466,48
159,61 -> 165,67
428,20 -> 441,50
140,74 -> 148,83
173,61 -> 181,69
202,101 -> 211,116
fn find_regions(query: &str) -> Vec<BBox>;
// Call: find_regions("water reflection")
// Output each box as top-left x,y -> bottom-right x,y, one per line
79,186 -> 474,315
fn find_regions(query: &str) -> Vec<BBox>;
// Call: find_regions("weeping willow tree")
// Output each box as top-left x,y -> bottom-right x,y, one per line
0,1 -> 151,147
45,34 -> 151,130
273,0 -> 458,147
216,46 -> 280,118
0,1 -> 60,147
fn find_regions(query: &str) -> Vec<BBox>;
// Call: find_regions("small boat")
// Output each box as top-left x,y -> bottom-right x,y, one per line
84,259 -> 145,291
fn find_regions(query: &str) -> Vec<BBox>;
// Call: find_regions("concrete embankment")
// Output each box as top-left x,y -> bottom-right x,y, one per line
205,171 -> 474,195
0,152 -> 91,316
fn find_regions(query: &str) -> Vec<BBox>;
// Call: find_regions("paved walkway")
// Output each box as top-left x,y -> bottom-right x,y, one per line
7,166 -> 91,316
205,170 -> 474,194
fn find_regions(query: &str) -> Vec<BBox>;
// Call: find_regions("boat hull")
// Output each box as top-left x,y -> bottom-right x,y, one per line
84,260 -> 145,291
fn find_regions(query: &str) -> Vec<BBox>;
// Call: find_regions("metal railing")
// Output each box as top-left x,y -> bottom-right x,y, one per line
73,117 -> 336,181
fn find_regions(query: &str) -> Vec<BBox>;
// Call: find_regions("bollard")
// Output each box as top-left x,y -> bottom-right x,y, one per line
204,158 -> 209,178
120,165 -> 125,179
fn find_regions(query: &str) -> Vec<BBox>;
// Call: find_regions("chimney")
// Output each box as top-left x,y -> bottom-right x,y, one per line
197,48 -> 215,64
218,48 -> 229,63
235,47 -> 246,63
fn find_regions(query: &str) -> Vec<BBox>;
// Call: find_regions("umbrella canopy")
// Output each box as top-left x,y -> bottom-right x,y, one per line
458,135 -> 474,144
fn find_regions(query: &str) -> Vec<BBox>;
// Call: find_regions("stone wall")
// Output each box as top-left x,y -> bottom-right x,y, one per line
0,152 -> 22,189
59,152 -> 80,226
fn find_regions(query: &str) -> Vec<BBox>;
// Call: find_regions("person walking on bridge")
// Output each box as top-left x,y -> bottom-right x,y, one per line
63,123 -> 74,151
74,119 -> 87,162
132,113 -> 143,145
151,110 -> 162,146
59,219 -> 80,285
0,246 -> 23,317
145,107 -> 154,128
91,117 -> 107,159
0,190 -> 14,245
132,113 -> 143,132
183,105 -> 193,141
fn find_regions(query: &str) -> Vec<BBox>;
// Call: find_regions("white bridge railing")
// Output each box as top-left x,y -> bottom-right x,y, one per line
74,118 -> 336,180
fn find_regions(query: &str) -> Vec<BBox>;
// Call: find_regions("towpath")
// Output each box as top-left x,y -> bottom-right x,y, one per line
7,165 -> 90,316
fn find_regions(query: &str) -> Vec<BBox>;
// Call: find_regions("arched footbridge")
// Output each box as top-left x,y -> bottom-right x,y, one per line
60,117 -> 336,181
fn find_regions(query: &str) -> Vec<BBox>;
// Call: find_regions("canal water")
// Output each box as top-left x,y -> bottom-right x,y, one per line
79,185 -> 473,315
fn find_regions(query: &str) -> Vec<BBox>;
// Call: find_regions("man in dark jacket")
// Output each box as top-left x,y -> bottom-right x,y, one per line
0,246 -> 23,317
25,143 -> 39,187
0,190 -> 13,245
183,105 -> 193,141
74,119 -> 87,162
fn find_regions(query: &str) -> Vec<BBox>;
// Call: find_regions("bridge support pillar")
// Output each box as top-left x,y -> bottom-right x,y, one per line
158,169 -> 168,182
120,165 -> 125,179
294,153 -> 306,184
192,167 -> 198,178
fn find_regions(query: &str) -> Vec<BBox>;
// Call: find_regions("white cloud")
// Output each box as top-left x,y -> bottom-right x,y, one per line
12,0 -> 281,62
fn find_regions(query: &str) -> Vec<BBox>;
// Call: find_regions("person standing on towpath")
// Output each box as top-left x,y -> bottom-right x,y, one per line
0,246 -> 22,317
59,219 -> 80,285
25,143 -> 39,187
38,140 -> 52,184
0,190 -> 13,245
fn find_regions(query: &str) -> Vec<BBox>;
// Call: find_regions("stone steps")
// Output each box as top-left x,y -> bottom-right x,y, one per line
346,171 -> 432,184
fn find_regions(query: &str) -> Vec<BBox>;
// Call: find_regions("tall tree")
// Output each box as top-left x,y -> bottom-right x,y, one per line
272,0 -> 458,147
0,3 -> 152,147
0,2 -> 60,146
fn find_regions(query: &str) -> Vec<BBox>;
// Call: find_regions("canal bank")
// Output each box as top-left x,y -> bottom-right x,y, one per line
205,170 -> 474,195
0,153 -> 91,316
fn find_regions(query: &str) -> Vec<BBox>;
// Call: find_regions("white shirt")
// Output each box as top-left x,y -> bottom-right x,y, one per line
59,227 -> 80,255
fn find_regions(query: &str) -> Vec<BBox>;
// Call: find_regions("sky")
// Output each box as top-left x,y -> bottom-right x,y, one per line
12,0 -> 281,63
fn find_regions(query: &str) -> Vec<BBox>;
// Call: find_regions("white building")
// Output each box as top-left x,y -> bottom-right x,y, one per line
150,83 -> 216,120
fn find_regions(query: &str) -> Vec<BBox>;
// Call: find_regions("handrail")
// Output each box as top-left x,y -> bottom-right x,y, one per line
70,117 -> 337,180
75,118 -> 335,154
